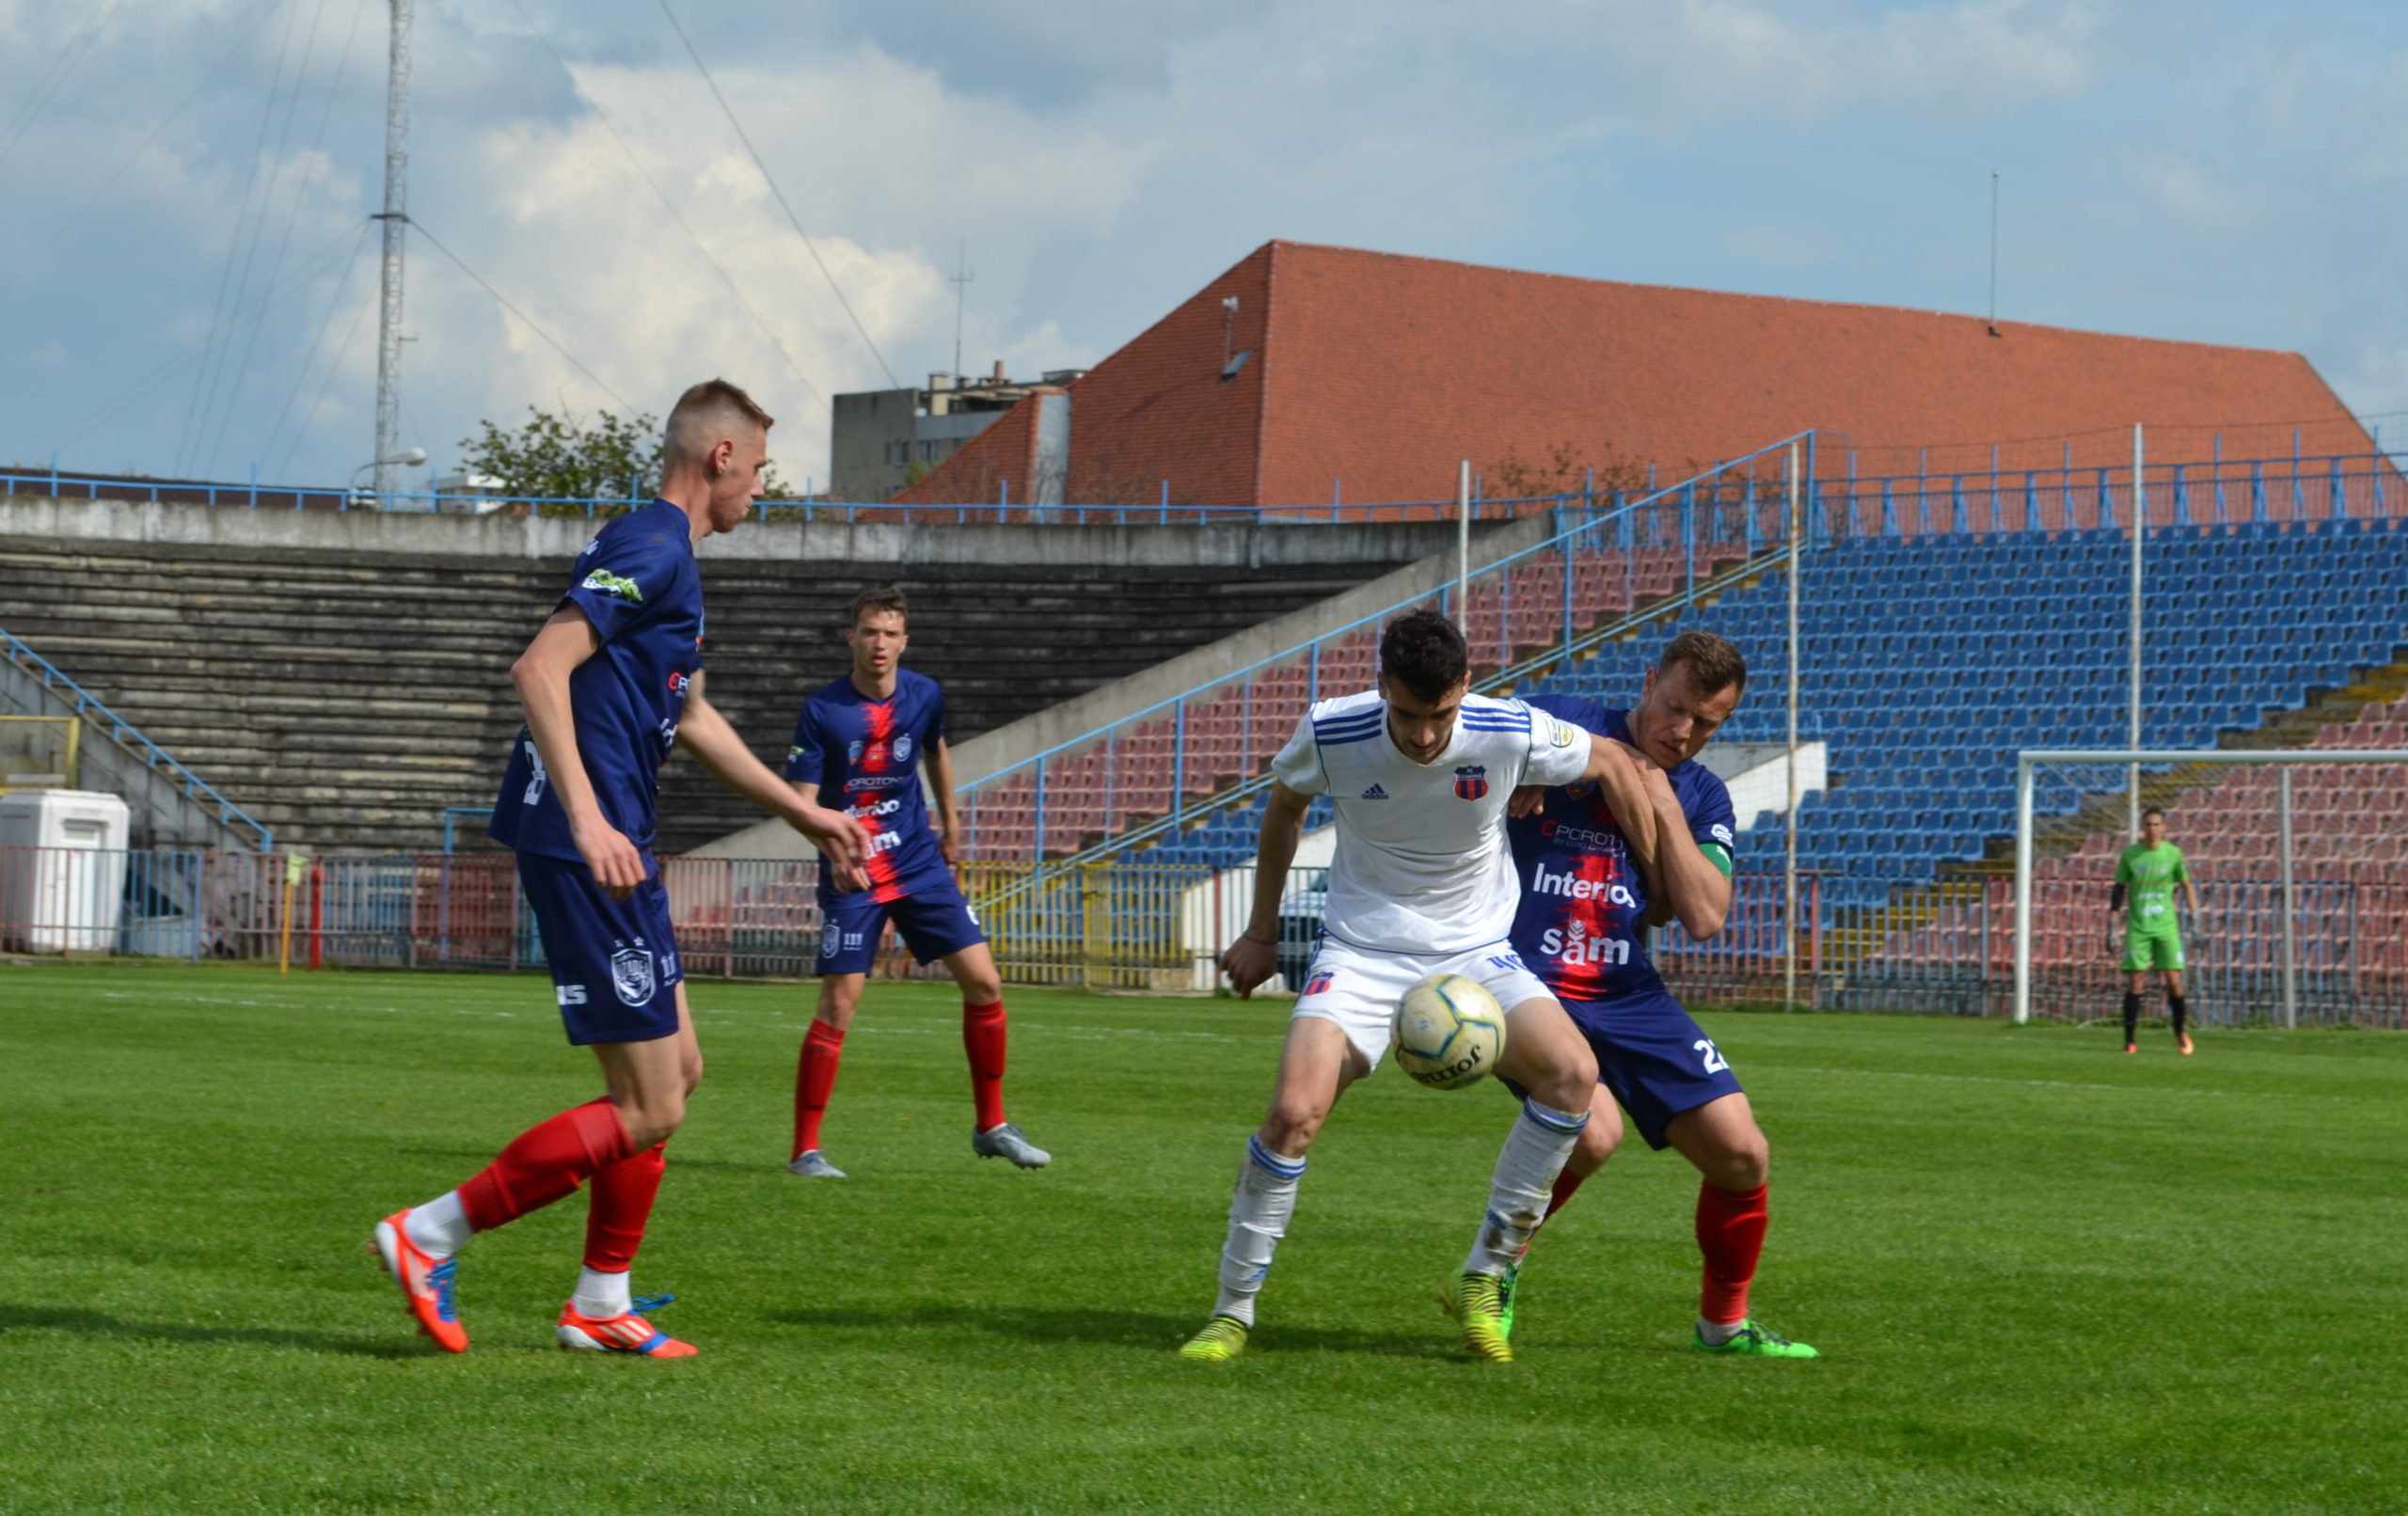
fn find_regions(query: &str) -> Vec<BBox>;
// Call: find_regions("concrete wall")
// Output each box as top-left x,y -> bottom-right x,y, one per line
0,494 -> 1467,570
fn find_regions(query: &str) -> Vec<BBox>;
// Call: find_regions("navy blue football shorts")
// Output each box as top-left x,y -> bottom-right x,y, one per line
516,850 -> 685,1046
816,869 -> 985,976
1559,990 -> 1746,1149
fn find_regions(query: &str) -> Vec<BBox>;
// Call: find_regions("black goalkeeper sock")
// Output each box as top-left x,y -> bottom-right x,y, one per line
2168,995 -> 2188,1039
2122,991 -> 2141,1045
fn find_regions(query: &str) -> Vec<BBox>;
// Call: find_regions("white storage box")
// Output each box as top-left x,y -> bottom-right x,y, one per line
0,789 -> 132,953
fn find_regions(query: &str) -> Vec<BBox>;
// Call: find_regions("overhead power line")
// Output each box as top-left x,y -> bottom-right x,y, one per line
407,218 -> 635,411
0,0 -> 284,308
506,0 -> 820,402
0,0 -> 130,174
654,0 -> 901,389
44,222 -> 366,458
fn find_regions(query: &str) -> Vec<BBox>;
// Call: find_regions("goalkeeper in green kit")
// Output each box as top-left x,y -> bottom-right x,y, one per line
2112,807 -> 2201,1055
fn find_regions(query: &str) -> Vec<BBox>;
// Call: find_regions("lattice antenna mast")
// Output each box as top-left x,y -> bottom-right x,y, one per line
372,0 -> 412,498
949,237 -> 974,382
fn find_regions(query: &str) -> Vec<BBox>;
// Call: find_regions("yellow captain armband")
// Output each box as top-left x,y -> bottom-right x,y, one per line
1699,842 -> 1734,878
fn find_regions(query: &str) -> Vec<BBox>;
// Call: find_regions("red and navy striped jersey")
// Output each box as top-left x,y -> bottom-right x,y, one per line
1505,697 -> 1735,1003
784,669 -> 948,903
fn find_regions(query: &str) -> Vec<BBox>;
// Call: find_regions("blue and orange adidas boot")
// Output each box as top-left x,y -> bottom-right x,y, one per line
556,1294 -> 699,1357
370,1209 -> 467,1353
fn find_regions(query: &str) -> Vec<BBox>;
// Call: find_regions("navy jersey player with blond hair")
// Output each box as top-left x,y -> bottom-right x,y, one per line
781,586 -> 1048,1177
368,380 -> 868,1359
1501,629 -> 1816,1359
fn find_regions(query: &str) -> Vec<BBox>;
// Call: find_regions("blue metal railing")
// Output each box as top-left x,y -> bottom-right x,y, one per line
9,448 -> 2399,529
0,625 -> 274,851
958,433 -> 1825,869
0,464 -> 1593,526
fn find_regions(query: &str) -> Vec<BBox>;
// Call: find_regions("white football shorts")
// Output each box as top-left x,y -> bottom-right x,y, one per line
1289,935 -> 1555,1071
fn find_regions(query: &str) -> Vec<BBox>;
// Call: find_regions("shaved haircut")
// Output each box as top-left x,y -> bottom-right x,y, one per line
663,379 -> 774,468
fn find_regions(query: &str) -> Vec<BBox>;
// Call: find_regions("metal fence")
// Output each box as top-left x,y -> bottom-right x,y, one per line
13,447 -> 2399,530
14,844 -> 2400,1027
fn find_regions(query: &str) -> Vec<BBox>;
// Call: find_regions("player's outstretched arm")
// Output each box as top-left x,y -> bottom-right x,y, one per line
513,606 -> 644,899
1638,765 -> 1734,938
1220,782 -> 1312,999
676,679 -> 870,889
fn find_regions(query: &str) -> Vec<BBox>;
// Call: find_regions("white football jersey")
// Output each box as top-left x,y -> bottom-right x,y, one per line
1270,690 -> 1592,954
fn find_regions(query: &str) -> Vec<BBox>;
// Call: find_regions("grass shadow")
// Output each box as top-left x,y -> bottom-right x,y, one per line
768,1303 -> 1456,1360
0,1303 -> 421,1360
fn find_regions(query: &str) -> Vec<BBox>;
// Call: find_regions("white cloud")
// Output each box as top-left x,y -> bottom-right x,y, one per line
3,0 -> 2406,489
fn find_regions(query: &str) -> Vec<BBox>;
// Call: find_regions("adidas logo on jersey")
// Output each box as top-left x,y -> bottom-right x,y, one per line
1359,783 -> 1388,799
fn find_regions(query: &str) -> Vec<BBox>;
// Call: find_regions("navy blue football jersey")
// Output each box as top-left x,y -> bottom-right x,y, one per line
784,668 -> 949,903
490,499 -> 705,862
1505,696 -> 1735,1003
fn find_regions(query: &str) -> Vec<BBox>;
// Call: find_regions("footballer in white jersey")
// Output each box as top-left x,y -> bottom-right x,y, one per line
1271,687 -> 1590,959
1180,610 -> 1673,1367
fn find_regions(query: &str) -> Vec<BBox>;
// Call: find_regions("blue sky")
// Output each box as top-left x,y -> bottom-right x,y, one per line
3,0 -> 2403,494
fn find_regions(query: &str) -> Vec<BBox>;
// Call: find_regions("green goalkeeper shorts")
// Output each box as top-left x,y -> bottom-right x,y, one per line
2122,926 -> 2185,972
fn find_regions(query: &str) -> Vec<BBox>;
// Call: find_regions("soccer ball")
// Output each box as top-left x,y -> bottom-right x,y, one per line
1391,974 -> 1507,1090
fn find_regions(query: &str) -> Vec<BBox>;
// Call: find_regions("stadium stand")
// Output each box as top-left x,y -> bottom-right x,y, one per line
0,521 -> 1435,854
1035,513 -> 2407,892
955,529 -> 1768,860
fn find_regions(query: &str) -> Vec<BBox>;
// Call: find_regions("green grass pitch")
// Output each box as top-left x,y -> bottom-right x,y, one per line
4,961 -> 2405,1513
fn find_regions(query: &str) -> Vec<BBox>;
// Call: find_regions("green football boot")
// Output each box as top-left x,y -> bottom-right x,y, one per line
1179,1315 -> 1248,1362
1436,1262 -> 1518,1341
1693,1319 -> 1818,1358
1456,1271 -> 1513,1363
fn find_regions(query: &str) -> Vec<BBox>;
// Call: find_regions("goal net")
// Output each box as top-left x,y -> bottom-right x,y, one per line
2012,736 -> 2408,1028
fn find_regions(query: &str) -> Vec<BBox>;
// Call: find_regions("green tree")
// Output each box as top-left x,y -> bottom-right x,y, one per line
458,406 -> 662,503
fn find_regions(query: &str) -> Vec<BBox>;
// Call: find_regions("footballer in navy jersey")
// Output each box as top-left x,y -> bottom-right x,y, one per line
490,497 -> 705,866
786,666 -> 951,905
781,587 -> 1049,1179
1508,700 -> 1735,1007
369,381 -> 867,1361
1498,632 -> 1817,1359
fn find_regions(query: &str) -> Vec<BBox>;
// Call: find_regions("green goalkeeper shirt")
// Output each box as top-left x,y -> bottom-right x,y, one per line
2116,842 -> 2190,934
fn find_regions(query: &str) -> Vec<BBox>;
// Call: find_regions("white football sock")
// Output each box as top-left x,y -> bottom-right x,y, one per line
1697,1316 -> 1746,1346
1212,1136 -> 1306,1327
1464,1099 -> 1588,1278
572,1265 -> 633,1319
402,1191 -> 472,1260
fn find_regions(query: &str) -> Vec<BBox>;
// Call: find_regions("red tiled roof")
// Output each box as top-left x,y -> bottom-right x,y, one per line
895,240 -> 2375,508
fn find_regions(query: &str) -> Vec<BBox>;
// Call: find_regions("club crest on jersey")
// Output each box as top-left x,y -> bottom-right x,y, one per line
610,943 -> 657,1006
848,739 -> 865,763
894,734 -> 913,764
1453,765 -> 1489,801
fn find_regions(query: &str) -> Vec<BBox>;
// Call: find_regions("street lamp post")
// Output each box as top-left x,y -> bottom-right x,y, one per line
350,448 -> 427,510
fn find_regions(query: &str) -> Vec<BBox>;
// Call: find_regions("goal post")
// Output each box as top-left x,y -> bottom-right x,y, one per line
2013,748 -> 2408,1027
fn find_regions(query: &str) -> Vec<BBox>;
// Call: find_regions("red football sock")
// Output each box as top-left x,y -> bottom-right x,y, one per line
458,1098 -> 633,1233
962,999 -> 1007,1130
794,1021 -> 847,1158
584,1141 -> 667,1273
1696,1179 -> 1769,1325
1546,1162 -> 1591,1222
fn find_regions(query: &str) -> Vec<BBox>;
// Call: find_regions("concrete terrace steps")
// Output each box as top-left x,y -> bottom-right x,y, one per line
0,513 -> 1435,854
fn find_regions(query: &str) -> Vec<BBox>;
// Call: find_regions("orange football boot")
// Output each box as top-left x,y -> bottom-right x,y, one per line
556,1294 -> 698,1357
371,1209 -> 467,1353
